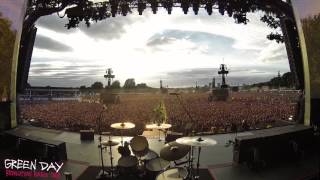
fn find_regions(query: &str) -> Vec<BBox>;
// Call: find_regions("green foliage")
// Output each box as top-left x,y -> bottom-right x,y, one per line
91,81 -> 103,89
153,101 -> 167,124
136,83 -> 149,89
0,12 -> 16,98
110,80 -> 121,89
123,78 -> 135,89
251,72 -> 295,88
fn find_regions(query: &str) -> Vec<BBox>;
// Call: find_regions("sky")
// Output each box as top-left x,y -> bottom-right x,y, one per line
29,7 -> 290,88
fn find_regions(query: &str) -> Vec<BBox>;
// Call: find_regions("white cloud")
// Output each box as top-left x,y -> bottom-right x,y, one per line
29,8 -> 290,87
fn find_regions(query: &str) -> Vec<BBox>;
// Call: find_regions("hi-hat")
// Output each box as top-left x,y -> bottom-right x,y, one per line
101,140 -> 119,147
176,137 -> 217,147
146,123 -> 172,130
160,141 -> 190,161
111,122 -> 135,129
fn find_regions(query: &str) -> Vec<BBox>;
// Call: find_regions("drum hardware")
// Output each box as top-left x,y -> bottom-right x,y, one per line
117,155 -> 139,177
176,136 -> 217,180
130,135 -> 149,167
156,167 -> 188,180
146,123 -> 172,142
160,141 -> 191,161
111,122 -> 135,145
96,106 -> 109,180
146,157 -> 170,179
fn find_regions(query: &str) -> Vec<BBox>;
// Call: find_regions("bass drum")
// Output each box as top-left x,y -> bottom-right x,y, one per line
146,157 -> 170,180
130,136 -> 149,157
156,167 -> 188,180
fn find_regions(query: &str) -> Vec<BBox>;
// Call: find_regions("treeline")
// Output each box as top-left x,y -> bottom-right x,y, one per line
251,72 -> 296,88
80,78 -> 152,90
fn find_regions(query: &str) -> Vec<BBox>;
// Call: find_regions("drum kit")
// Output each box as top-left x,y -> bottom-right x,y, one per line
146,123 -> 172,141
97,121 -> 217,180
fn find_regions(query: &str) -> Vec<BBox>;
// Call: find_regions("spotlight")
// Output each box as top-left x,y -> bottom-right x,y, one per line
205,1 -> 213,15
120,2 -> 129,16
192,0 -> 200,15
149,0 -> 158,14
162,0 -> 173,14
110,0 -> 119,17
138,0 -> 146,15
181,0 -> 190,15
218,0 -> 225,15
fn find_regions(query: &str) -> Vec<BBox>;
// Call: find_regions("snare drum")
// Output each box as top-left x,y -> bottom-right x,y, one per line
156,167 -> 188,180
146,158 -> 170,179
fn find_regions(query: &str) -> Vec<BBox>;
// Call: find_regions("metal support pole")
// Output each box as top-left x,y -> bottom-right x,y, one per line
196,147 -> 201,179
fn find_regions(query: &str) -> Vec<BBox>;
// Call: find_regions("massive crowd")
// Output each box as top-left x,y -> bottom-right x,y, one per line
20,91 -> 301,135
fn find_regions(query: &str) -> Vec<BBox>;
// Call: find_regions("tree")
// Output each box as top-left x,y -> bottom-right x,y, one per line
123,79 -> 135,89
80,85 -> 86,89
91,82 -> 103,89
281,72 -> 295,87
110,80 -> 121,89
136,83 -> 148,88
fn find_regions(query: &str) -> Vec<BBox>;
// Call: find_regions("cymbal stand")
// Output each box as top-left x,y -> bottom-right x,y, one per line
195,146 -> 202,179
186,145 -> 195,180
96,107 -> 107,180
103,132 -> 116,179
108,143 -> 114,178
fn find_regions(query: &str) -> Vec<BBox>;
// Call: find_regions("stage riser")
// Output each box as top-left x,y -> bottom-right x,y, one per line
3,131 -> 67,161
233,126 -> 315,165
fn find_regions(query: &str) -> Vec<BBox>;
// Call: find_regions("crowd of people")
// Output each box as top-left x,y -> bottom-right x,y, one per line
20,91 -> 301,135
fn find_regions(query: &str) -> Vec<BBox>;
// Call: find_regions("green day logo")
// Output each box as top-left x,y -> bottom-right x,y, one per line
4,159 -> 64,179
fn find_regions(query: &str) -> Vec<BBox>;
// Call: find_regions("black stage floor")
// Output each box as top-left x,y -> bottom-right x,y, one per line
1,125 -> 318,180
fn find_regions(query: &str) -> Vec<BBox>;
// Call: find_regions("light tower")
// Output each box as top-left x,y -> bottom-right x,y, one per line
212,77 -> 216,88
104,68 -> 115,87
218,64 -> 229,88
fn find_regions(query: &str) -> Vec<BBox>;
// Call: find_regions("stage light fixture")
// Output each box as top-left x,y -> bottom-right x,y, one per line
205,0 -> 213,15
192,0 -> 200,15
181,0 -> 190,15
149,0 -> 158,14
162,0 -> 173,14
120,1 -> 129,16
138,0 -> 146,15
110,0 -> 119,17
218,0 -> 225,15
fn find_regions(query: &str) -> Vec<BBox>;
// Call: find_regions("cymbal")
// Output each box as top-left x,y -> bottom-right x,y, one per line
176,136 -> 217,147
160,141 -> 190,161
111,122 -> 135,129
101,140 -> 119,147
146,123 -> 172,130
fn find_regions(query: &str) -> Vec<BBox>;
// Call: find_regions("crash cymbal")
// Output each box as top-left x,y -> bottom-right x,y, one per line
146,123 -> 172,130
176,136 -> 217,147
111,122 -> 135,129
160,141 -> 190,161
101,140 -> 119,147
